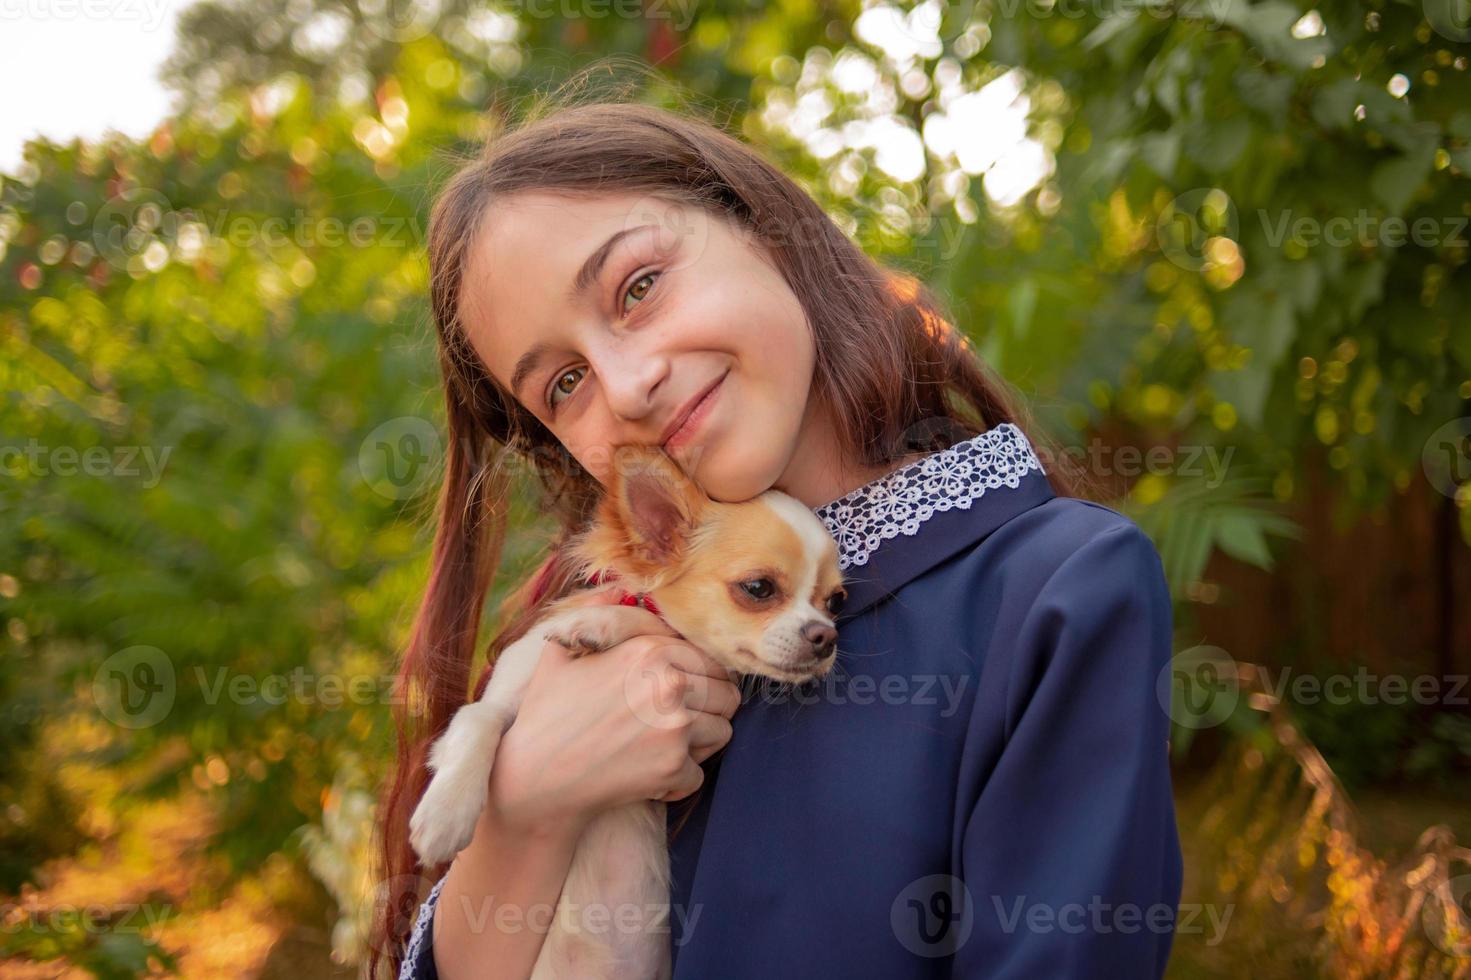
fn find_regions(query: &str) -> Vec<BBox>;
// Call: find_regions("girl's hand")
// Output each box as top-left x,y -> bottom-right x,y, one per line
483,597 -> 742,839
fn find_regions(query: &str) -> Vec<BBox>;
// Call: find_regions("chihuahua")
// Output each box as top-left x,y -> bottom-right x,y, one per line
409,446 -> 846,979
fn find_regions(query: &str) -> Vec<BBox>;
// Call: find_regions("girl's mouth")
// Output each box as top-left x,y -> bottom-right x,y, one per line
663,370 -> 727,452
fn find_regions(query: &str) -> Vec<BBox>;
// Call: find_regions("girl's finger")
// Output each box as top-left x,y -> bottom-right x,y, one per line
659,758 -> 706,802
681,672 -> 741,719
687,714 -> 734,763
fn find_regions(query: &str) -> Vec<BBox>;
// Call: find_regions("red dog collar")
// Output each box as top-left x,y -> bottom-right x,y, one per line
584,568 -> 663,617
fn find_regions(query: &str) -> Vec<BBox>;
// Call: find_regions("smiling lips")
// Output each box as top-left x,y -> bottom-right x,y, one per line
662,372 -> 727,451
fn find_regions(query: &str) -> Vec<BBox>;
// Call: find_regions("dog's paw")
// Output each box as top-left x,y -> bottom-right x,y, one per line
410,771 -> 487,865
545,618 -> 620,658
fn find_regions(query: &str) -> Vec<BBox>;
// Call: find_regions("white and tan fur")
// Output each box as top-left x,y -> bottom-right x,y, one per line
409,446 -> 846,979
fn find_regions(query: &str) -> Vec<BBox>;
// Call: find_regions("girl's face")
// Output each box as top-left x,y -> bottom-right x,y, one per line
458,189 -> 833,504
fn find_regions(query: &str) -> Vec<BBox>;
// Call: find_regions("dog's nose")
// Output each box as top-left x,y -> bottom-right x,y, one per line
801,621 -> 837,659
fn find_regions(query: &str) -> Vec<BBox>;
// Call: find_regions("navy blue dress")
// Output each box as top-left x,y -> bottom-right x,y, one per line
398,423 -> 1183,979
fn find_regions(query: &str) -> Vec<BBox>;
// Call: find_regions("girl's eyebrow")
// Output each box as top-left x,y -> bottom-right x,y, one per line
510,341 -> 553,400
566,224 -> 653,301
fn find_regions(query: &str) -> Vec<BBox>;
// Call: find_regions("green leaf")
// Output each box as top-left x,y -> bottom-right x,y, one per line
1216,511 -> 1274,567
1138,129 -> 1182,180
1183,115 -> 1252,173
1227,289 -> 1297,369
1310,79 -> 1361,131
1369,141 -> 1437,213
1008,278 -> 1038,340
1235,69 -> 1295,120
1216,0 -> 1335,70
1082,13 -> 1139,52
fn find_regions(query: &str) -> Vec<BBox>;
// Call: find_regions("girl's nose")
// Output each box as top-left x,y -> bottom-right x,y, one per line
594,344 -> 670,423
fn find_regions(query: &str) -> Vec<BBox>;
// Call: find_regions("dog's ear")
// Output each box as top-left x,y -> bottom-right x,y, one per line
607,446 -> 708,569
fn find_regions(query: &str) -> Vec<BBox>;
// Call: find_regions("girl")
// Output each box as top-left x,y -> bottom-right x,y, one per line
373,94 -> 1183,979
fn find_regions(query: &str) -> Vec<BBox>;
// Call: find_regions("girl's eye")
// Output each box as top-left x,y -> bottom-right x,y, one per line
544,271 -> 657,413
739,578 -> 776,601
621,271 -> 658,314
547,366 -> 586,411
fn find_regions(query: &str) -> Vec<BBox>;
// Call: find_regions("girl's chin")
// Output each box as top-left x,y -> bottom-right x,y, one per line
669,435 -> 720,482
684,441 -> 783,503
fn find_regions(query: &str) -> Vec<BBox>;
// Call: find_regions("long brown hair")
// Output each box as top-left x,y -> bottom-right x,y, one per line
368,70 -> 1083,978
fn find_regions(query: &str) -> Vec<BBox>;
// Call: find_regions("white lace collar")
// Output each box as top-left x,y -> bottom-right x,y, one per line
813,422 -> 1045,571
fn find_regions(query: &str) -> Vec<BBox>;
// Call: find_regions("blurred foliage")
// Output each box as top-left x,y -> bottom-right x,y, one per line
1173,684 -> 1471,977
1,0 -> 1468,975
1295,688 -> 1471,791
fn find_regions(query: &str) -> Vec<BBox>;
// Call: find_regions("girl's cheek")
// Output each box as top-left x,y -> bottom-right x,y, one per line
562,423 -> 626,485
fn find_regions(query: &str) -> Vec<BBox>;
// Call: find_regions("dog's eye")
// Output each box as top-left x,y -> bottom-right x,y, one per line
739,578 -> 776,601
826,590 -> 847,616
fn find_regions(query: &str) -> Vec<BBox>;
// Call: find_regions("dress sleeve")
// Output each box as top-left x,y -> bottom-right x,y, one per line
397,874 -> 446,980
950,521 -> 1184,978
